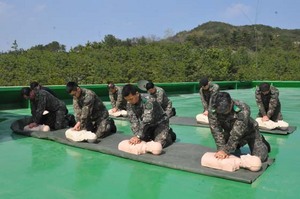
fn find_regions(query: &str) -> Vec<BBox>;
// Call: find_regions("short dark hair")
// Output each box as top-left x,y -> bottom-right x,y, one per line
30,81 -> 39,90
21,87 -> 31,97
122,84 -> 138,97
211,92 -> 232,114
66,82 -> 79,93
145,82 -> 154,91
199,77 -> 209,87
259,82 -> 270,92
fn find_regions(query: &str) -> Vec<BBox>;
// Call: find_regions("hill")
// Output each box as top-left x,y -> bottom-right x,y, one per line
168,21 -> 300,50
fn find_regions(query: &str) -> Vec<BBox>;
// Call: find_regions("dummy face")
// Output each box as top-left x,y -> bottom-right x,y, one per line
147,87 -> 156,94
240,154 -> 262,171
124,92 -> 140,105
69,87 -> 81,99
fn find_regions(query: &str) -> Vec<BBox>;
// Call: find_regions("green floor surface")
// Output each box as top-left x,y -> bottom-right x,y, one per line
0,88 -> 299,199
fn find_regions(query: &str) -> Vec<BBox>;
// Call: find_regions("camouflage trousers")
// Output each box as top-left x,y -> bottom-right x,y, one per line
85,117 -> 116,138
41,106 -> 68,130
239,129 -> 270,162
141,121 -> 173,148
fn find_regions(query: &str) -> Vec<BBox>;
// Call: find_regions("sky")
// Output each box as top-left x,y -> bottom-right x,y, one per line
0,0 -> 299,52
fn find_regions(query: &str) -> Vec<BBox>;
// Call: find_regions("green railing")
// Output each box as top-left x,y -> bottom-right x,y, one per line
1,81 -> 299,110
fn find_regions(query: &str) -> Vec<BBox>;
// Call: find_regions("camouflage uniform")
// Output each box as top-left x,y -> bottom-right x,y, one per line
127,95 -> 173,148
73,88 -> 115,138
109,86 -> 127,110
30,89 -> 68,130
199,82 -> 219,111
255,86 -> 282,121
208,99 -> 269,162
149,86 -> 175,118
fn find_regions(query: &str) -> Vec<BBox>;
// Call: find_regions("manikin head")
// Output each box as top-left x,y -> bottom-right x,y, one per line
240,154 -> 262,172
145,141 -> 163,155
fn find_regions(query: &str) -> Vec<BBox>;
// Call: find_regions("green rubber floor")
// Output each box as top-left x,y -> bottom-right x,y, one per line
0,88 -> 299,199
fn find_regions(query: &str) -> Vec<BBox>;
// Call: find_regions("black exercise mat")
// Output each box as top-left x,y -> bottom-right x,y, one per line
170,116 -> 296,135
10,118 -> 274,183
258,126 -> 297,135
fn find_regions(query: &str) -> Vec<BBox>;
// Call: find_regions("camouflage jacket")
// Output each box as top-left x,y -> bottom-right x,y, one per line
208,99 -> 258,154
127,95 -> 168,139
108,86 -> 127,110
149,86 -> 173,115
73,88 -> 108,129
199,83 -> 219,111
30,89 -> 66,124
255,86 -> 281,119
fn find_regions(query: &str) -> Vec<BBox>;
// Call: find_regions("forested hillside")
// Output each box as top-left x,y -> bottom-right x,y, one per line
1,21 -> 299,86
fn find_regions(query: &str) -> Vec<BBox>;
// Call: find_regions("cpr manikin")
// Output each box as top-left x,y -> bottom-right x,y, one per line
118,140 -> 163,155
24,124 -> 50,132
255,117 -> 289,130
195,113 -> 209,124
65,128 -> 97,143
108,109 -> 128,117
201,152 -> 262,172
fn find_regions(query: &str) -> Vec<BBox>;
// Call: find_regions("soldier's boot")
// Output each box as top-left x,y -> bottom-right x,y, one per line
262,135 -> 271,152
169,128 -> 176,142
171,108 -> 176,117
97,119 -> 117,138
66,114 -> 76,127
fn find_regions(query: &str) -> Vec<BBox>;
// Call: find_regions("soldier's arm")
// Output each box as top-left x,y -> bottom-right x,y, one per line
33,93 -> 47,124
224,104 -> 250,153
255,89 -> 267,116
79,95 -> 94,129
267,89 -> 279,118
200,89 -> 208,111
109,92 -> 116,108
127,105 -> 142,137
115,90 -> 124,110
208,112 -> 227,150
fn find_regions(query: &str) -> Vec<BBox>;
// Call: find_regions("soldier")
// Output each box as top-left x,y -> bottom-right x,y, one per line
196,77 -> 219,124
255,82 -> 283,122
145,81 -> 176,118
107,82 -> 127,117
66,82 -> 116,139
122,84 -> 176,148
208,92 -> 270,162
21,87 -> 71,130
255,82 -> 289,130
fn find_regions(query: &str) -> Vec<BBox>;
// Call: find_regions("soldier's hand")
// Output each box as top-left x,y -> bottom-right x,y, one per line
262,115 -> 269,121
28,122 -> 38,128
73,122 -> 81,131
129,136 -> 141,145
215,150 -> 229,159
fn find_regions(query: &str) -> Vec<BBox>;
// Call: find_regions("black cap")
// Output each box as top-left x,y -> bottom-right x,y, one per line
199,77 -> 209,87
